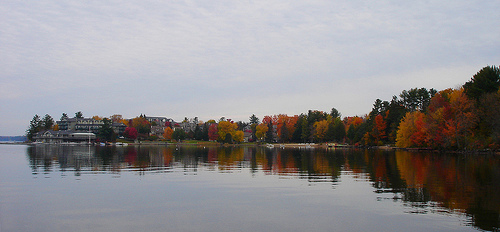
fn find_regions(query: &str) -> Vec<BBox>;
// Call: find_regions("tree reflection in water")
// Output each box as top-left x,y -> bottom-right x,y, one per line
27,145 -> 499,231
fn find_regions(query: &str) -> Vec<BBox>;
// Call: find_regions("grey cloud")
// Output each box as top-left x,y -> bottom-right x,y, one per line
0,0 -> 498,135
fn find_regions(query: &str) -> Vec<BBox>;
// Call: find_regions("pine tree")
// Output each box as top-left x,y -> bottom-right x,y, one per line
26,114 -> 42,141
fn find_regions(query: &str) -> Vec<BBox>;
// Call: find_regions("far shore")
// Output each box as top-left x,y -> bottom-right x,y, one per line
11,141 -> 498,154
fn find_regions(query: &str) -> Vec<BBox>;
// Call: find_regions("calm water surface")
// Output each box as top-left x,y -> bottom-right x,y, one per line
0,144 -> 499,232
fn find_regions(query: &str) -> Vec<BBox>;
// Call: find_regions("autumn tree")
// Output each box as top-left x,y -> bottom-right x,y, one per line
124,127 -> 138,140
260,114 -> 301,142
217,120 -> 237,143
396,111 -> 426,148
208,124 -> 218,141
314,119 -> 329,142
132,116 -> 151,135
446,88 -> 478,149
110,114 -> 123,123
255,123 -> 268,142
233,130 -> 244,143
424,89 -> 453,148
372,114 -> 387,145
163,127 -> 173,140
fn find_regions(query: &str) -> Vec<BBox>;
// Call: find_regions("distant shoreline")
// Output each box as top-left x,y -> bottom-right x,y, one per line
3,141 -> 498,154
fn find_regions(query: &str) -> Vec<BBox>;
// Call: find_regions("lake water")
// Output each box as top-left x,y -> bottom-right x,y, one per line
0,144 -> 498,232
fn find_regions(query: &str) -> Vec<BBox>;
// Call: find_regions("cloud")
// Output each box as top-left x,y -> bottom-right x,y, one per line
0,0 -> 499,135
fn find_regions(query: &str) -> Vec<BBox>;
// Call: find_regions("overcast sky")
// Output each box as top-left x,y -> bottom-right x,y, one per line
1,0 -> 499,135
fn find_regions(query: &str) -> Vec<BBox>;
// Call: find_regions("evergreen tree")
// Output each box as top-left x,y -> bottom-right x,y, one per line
333,118 -> 346,142
172,129 -> 186,141
346,124 -> 356,144
98,118 -> 115,142
280,122 -> 289,143
330,107 -> 341,119
60,113 -> 68,121
249,114 -> 259,142
464,65 -> 500,101
224,133 -> 233,144
194,124 -> 203,140
42,114 -> 54,130
26,114 -> 42,141
325,122 -> 335,142
75,111 -> 83,118
249,114 -> 259,124
291,115 -> 305,142
265,121 -> 274,143
301,118 -> 310,142
202,123 -> 209,141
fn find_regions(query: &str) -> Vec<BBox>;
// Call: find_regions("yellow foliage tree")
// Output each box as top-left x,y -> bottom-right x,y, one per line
120,119 -> 130,126
233,130 -> 244,143
314,120 -> 329,142
217,121 -> 237,141
446,88 -> 478,149
110,114 -> 123,123
396,111 -> 426,148
255,123 -> 268,142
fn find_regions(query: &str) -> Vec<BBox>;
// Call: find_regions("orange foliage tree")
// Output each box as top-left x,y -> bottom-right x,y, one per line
445,88 -> 478,149
372,114 -> 387,145
424,90 -> 453,148
132,116 -> 151,135
261,114 -> 299,142
163,127 -> 173,140
396,111 -> 426,148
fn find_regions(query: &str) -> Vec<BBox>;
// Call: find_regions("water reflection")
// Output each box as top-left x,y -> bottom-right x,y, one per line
26,145 -> 500,231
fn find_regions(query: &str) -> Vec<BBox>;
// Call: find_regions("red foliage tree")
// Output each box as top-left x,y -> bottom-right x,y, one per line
124,127 -> 138,140
208,124 -> 218,141
372,114 -> 387,145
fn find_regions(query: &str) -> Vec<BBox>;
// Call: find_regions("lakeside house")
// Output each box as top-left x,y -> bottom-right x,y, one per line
57,117 -> 126,135
33,130 -> 96,143
145,116 -> 173,126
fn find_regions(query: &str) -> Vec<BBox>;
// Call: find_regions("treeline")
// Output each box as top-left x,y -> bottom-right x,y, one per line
395,66 -> 500,150
26,66 -> 500,150
244,65 -> 500,150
